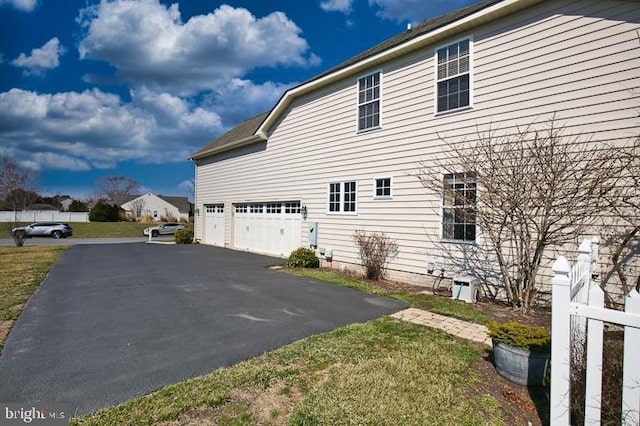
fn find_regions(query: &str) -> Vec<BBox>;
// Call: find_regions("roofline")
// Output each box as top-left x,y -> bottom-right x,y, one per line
189,134 -> 266,161
257,0 -> 542,136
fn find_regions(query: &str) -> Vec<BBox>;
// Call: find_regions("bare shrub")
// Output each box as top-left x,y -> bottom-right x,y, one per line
417,117 -> 626,313
353,230 -> 399,280
140,214 -> 155,223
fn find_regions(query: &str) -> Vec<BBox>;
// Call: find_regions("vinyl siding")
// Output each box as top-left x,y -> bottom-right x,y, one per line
195,0 -> 639,299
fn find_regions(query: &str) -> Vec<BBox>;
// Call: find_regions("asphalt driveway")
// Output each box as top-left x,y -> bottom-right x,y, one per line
0,243 -> 406,415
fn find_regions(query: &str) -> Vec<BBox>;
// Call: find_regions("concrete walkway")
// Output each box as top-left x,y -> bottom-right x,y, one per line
391,308 -> 492,346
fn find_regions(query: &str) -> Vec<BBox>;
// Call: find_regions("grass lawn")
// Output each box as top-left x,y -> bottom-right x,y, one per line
291,268 -> 491,325
0,245 -> 66,350
4,221 -> 192,238
74,319 -> 504,425
66,222 -> 150,238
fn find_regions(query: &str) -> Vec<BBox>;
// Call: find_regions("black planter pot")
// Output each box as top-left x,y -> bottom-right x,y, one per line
492,341 -> 550,386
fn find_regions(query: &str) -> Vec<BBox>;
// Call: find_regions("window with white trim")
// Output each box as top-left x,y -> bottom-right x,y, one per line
328,181 -> 357,213
357,72 -> 380,131
436,39 -> 471,113
374,177 -> 392,198
249,204 -> 263,214
442,173 -> 476,242
235,204 -> 248,214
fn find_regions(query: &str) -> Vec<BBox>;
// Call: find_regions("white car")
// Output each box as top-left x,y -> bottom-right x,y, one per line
143,222 -> 186,237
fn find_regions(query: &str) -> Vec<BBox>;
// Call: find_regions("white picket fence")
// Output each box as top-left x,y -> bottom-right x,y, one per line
551,238 -> 640,425
0,211 -> 89,223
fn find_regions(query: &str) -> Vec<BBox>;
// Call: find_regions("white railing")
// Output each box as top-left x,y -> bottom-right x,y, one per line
0,211 -> 89,223
551,238 -> 640,425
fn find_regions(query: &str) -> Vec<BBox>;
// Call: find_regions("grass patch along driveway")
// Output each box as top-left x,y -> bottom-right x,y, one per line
0,245 -> 65,350
75,319 -> 503,425
290,267 -> 491,325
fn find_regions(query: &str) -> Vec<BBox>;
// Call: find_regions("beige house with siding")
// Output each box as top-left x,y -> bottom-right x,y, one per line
191,0 -> 639,298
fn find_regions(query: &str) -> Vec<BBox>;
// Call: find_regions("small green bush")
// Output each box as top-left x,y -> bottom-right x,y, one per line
174,228 -> 194,244
487,321 -> 550,352
286,247 -> 319,268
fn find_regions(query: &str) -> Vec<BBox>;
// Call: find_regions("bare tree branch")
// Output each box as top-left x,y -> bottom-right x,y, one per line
417,116 -> 625,313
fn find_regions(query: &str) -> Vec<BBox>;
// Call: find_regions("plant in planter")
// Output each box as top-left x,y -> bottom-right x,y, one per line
487,321 -> 551,386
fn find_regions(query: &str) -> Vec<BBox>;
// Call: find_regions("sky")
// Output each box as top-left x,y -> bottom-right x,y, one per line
0,0 -> 479,201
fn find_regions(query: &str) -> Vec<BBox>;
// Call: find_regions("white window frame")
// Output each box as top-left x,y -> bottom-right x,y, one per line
327,181 -> 358,215
373,176 -> 392,200
433,36 -> 473,115
356,70 -> 382,133
440,172 -> 477,243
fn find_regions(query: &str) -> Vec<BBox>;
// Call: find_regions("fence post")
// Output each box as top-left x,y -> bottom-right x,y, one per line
623,289 -> 640,426
551,255 -> 572,425
584,284 -> 604,424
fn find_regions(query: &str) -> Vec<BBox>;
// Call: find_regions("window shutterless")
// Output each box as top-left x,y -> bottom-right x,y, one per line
442,173 -> 476,242
357,72 -> 381,131
436,38 -> 471,113
328,181 -> 357,213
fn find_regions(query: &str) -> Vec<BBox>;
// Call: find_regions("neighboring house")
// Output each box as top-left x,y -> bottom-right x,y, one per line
121,193 -> 191,222
191,0 -> 639,296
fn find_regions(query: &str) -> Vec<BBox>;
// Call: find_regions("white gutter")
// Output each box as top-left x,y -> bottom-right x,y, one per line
257,0 -> 542,136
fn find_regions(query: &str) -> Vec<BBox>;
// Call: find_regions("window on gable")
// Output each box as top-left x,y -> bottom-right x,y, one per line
436,39 -> 471,113
375,177 -> 392,198
328,181 -> 357,213
442,173 -> 476,242
358,72 -> 381,131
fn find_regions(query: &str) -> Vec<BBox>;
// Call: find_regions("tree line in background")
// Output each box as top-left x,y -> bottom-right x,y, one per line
0,157 -> 141,215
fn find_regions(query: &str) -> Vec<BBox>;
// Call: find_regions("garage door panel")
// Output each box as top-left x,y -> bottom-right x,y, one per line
232,202 -> 301,257
204,204 -> 225,246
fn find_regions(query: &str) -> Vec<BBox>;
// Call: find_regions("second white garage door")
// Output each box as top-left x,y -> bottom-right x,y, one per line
233,201 -> 302,257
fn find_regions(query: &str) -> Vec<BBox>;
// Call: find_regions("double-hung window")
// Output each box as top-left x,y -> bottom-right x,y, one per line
328,181 -> 357,213
357,72 -> 380,131
436,38 -> 471,113
442,173 -> 476,242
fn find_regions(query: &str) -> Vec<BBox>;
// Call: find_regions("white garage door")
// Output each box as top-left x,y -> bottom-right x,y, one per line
233,201 -> 302,257
204,204 -> 225,246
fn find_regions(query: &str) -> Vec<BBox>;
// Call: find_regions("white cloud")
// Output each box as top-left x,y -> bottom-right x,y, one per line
178,179 -> 194,194
12,37 -> 66,76
77,0 -> 320,96
320,0 -> 353,14
0,0 -> 37,12
0,88 -> 225,172
368,0 -> 472,23
203,78 -> 292,125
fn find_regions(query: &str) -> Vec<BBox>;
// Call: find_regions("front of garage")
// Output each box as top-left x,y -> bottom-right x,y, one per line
233,201 -> 302,257
202,200 -> 302,257
204,204 -> 225,247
